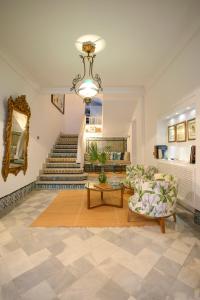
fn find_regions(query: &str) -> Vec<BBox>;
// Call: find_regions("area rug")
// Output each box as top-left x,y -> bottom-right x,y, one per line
31,190 -> 158,227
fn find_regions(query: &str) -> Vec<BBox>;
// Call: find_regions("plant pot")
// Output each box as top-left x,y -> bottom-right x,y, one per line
98,172 -> 107,184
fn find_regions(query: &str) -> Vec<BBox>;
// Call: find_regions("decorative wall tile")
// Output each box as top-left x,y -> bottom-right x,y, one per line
0,182 -> 35,214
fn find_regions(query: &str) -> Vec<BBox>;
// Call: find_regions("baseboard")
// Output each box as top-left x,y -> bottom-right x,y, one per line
177,199 -> 194,213
0,181 -> 36,217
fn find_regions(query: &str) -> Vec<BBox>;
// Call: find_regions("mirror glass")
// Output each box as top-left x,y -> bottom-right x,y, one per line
2,95 -> 31,181
9,110 -> 28,168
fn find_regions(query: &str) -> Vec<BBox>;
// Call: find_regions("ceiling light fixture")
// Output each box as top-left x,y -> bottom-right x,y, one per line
71,40 -> 103,104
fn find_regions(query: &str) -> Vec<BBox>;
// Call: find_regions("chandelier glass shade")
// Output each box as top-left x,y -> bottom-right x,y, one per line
71,41 -> 103,104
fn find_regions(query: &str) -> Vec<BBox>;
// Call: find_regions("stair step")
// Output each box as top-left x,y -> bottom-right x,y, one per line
39,173 -> 88,181
52,149 -> 77,153
49,153 -> 77,158
60,134 -> 78,138
35,181 -> 87,190
45,163 -> 80,168
43,168 -> 83,174
57,142 -> 78,145
36,133 -> 86,190
54,144 -> 77,149
47,157 -> 76,163
57,138 -> 78,144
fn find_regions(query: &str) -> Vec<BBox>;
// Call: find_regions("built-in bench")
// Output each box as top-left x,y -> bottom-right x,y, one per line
84,137 -> 131,172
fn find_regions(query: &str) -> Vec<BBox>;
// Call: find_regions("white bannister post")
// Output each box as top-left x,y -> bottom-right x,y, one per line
77,116 -> 86,168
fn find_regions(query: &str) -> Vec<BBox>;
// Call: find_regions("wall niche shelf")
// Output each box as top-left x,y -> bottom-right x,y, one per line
155,103 -> 197,211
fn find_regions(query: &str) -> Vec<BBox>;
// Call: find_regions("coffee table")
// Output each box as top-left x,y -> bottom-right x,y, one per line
85,182 -> 124,209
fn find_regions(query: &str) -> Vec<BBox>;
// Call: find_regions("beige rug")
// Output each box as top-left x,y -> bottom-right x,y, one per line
31,190 -> 158,227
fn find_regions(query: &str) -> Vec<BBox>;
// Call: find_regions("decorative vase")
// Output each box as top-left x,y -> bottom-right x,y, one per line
98,172 -> 107,184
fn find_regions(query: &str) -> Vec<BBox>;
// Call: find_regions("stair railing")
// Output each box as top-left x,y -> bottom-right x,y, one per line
77,115 -> 86,168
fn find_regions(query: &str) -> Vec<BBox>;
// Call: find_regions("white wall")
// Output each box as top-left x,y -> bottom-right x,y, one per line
0,56 -> 64,198
144,29 -> 200,210
63,94 -> 85,134
102,93 -> 137,137
128,98 -> 145,164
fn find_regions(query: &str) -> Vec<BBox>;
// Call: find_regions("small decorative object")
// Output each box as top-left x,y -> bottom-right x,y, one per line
176,121 -> 186,142
187,118 -> 196,140
190,145 -> 196,164
51,94 -> 65,114
168,125 -> 176,142
153,145 -> 168,159
98,172 -> 107,184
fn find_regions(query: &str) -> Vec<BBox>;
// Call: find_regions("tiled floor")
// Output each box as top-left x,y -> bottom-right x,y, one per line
0,190 -> 200,300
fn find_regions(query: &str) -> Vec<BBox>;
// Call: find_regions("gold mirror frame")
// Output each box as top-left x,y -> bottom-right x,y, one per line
2,95 -> 31,181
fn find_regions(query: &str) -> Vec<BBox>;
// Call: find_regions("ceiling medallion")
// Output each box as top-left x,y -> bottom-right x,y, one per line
71,39 -> 103,104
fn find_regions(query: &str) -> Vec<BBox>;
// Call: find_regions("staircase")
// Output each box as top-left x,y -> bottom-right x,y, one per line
36,134 -> 88,189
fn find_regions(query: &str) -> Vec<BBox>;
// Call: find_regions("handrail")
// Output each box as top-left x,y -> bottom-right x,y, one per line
77,115 -> 86,167
86,116 -> 102,125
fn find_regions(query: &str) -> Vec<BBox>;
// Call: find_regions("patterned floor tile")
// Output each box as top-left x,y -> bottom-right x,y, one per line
0,190 -> 199,300
21,280 -> 56,300
96,279 -> 129,300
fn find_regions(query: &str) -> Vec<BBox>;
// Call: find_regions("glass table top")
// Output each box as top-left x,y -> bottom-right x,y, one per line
85,181 -> 123,191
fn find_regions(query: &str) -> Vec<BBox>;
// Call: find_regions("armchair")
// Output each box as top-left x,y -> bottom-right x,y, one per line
128,174 -> 178,233
123,164 -> 158,189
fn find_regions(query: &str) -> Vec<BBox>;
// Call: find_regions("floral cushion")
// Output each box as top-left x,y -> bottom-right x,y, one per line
128,174 -> 178,218
123,164 -> 158,188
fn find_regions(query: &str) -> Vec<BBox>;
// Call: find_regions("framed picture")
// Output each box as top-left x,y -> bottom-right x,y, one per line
168,125 -> 176,143
51,94 -> 65,114
187,118 -> 196,140
176,121 -> 186,142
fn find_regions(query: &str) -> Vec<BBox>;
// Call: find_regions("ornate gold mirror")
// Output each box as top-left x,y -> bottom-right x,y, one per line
2,95 -> 31,181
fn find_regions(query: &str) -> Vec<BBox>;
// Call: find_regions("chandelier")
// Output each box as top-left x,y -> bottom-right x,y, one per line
71,41 -> 103,104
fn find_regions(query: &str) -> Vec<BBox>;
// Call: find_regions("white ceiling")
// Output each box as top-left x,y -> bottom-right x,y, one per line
0,0 -> 200,89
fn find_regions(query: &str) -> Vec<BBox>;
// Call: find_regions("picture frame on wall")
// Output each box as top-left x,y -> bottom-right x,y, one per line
176,121 -> 186,142
168,125 -> 176,143
51,94 -> 65,114
187,118 -> 196,140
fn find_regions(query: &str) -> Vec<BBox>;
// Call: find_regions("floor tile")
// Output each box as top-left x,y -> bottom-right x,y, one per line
21,280 -> 56,300
96,280 -> 129,300
0,190 -> 199,299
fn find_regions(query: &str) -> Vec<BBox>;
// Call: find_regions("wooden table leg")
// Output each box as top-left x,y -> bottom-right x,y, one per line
159,218 -> 165,233
120,188 -> 124,208
173,213 -> 176,223
87,189 -> 90,209
101,191 -> 104,204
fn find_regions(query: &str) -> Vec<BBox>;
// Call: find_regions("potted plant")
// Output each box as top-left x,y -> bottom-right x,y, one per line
88,142 -> 110,183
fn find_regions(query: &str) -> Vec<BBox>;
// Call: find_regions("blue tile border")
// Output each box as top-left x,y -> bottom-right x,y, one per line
0,181 -> 36,216
35,183 -> 85,190
0,181 -> 86,216
194,209 -> 200,225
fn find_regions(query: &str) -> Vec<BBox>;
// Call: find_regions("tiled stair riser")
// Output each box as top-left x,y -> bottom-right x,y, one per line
57,141 -> 78,145
60,134 -> 78,137
42,168 -> 83,174
47,158 -> 76,162
36,134 -> 88,189
57,138 -> 78,144
54,144 -> 77,149
45,163 -> 81,168
35,183 -> 85,190
52,149 -> 77,153
39,175 -> 88,181
49,153 -> 77,158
